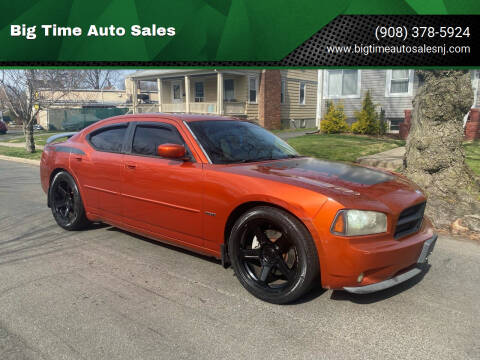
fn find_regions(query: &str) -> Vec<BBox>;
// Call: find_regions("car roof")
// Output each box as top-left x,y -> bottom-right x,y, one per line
104,113 -> 240,124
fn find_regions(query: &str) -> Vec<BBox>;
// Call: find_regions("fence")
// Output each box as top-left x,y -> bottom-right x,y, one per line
47,108 -> 129,131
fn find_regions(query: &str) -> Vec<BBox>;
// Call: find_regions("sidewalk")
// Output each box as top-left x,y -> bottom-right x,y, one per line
0,142 -> 44,150
276,129 -> 314,140
356,146 -> 405,171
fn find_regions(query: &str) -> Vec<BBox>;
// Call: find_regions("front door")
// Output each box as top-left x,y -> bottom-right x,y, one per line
171,80 -> 182,104
122,121 -> 204,246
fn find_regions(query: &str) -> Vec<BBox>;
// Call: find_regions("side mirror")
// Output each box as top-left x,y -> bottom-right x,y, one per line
157,143 -> 187,160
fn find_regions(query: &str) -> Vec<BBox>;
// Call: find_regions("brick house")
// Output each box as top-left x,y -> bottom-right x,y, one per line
126,69 -> 319,130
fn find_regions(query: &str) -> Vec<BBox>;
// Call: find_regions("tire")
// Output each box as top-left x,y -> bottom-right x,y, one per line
228,206 -> 319,304
49,171 -> 90,230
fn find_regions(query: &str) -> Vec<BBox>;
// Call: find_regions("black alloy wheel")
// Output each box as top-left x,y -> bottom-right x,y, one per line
228,206 -> 319,304
49,171 -> 90,230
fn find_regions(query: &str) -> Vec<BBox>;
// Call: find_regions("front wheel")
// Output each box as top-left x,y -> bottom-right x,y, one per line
228,206 -> 319,304
49,171 -> 90,230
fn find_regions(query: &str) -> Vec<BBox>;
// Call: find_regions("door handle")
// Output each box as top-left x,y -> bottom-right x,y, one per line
125,162 -> 136,169
73,155 -> 82,161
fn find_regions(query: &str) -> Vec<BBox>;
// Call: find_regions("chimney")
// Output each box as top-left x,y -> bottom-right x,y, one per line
258,70 -> 281,129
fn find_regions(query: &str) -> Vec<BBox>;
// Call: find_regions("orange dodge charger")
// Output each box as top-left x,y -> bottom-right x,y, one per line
40,114 -> 436,304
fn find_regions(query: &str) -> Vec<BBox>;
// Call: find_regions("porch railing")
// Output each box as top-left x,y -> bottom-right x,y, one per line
224,101 -> 246,115
189,102 -> 217,114
156,101 -> 246,115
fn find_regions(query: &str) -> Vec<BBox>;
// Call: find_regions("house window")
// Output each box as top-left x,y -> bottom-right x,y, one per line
224,79 -> 235,102
472,70 -> 479,107
324,70 -> 360,98
299,82 -> 306,105
386,70 -> 414,97
281,79 -> 286,104
194,82 -> 204,102
249,76 -> 258,103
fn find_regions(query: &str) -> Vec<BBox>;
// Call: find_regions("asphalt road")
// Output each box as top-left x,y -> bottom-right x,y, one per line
0,159 -> 479,360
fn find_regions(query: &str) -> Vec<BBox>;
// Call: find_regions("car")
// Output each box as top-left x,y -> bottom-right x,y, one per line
33,124 -> 44,131
0,120 -> 7,134
40,114 -> 436,304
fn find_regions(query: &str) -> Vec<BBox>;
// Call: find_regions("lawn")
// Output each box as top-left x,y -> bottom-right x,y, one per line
6,131 -> 64,146
0,146 -> 43,160
287,134 -> 405,163
465,141 -> 480,175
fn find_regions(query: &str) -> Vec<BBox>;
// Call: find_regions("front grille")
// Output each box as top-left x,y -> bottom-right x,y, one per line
394,202 -> 426,239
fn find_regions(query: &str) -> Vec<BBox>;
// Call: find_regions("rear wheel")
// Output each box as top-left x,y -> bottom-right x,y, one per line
228,206 -> 319,304
49,171 -> 90,230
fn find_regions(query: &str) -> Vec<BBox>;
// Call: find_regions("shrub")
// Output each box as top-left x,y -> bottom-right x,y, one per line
352,91 -> 380,135
378,107 -> 388,135
320,101 -> 349,134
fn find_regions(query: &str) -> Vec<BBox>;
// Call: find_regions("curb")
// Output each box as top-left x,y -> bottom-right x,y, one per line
0,155 -> 40,166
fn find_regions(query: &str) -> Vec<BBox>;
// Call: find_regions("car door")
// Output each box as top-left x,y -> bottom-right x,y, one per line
121,121 -> 204,246
71,123 -> 128,222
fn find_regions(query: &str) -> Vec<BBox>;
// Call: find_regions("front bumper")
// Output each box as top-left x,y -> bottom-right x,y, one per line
343,234 -> 437,294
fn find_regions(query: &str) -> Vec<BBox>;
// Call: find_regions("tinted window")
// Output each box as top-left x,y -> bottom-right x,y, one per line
132,124 -> 184,156
89,126 -> 127,153
188,120 -> 298,164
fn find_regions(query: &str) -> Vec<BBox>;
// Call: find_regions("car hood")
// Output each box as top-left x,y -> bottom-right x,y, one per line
217,157 -> 425,212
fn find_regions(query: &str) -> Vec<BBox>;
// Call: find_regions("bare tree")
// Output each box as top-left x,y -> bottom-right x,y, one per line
0,70 -> 82,152
81,70 -> 121,89
403,70 -> 480,232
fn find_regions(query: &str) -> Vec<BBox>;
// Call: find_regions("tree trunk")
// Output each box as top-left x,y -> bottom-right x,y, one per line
24,121 -> 35,153
403,70 -> 480,232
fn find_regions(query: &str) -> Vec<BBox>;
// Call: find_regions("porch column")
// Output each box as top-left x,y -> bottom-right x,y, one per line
132,80 -> 138,114
184,75 -> 191,113
217,72 -> 224,115
157,78 -> 162,112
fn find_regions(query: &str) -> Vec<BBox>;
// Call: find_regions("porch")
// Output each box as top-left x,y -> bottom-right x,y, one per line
128,70 -> 260,116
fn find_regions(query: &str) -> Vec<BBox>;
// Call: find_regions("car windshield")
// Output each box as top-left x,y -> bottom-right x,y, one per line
188,120 -> 300,164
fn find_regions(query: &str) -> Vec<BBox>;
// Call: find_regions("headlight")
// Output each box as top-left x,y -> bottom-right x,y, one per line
331,210 -> 387,236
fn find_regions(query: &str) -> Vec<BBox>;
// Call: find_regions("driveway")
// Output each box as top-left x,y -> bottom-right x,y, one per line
0,160 -> 479,360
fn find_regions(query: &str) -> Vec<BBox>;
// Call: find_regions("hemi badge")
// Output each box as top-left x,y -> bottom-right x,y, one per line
205,211 -> 216,217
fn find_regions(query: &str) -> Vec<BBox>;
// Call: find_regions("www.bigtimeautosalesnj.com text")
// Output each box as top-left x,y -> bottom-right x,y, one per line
10,24 -> 176,40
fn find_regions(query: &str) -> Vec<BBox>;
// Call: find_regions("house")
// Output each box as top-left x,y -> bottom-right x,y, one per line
318,69 -> 480,137
36,88 -> 134,130
126,69 -> 319,130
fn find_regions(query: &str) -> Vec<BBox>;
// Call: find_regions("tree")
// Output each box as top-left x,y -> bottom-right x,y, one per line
403,70 -> 480,232
320,101 -> 349,134
0,70 -> 82,152
81,70 -> 121,89
351,90 -> 379,135
378,108 -> 387,135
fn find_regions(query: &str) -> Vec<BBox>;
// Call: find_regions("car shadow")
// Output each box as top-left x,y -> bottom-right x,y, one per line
289,282 -> 329,305
330,263 -> 431,304
105,226 -> 221,265
81,222 -> 110,231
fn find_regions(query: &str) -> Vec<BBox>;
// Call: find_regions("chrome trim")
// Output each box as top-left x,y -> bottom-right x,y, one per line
183,121 -> 212,164
343,234 -> 437,295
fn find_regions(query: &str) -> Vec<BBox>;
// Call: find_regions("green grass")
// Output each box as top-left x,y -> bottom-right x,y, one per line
287,134 -> 405,163
0,146 -> 43,160
6,131 -> 64,145
465,141 -> 480,176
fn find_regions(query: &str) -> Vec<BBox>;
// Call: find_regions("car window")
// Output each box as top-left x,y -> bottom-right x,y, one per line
89,125 -> 127,153
132,124 -> 184,156
188,120 -> 298,164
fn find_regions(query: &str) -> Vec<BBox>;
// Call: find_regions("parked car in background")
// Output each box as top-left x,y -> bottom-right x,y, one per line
40,114 -> 436,304
33,124 -> 44,131
0,120 -> 8,134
